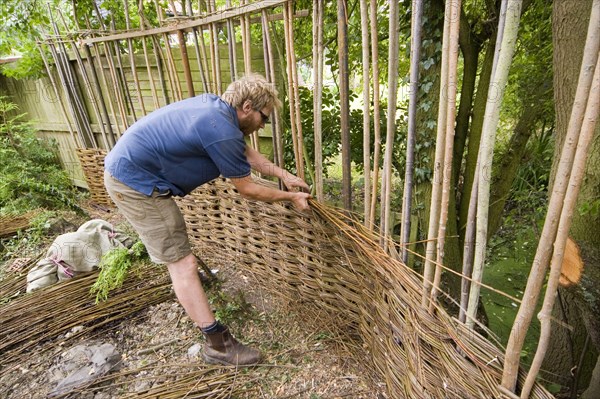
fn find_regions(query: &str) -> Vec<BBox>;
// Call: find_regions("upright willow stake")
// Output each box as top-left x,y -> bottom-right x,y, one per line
459,0 -> 507,323
430,0 -> 461,310
360,0 -> 371,224
501,0 -> 600,392
261,9 -> 283,172
368,0 -> 381,230
400,0 -> 423,260
379,0 -> 400,246
521,54 -> 599,399
283,4 -> 302,178
313,0 -> 324,200
338,0 -> 351,210
466,0 -> 523,329
421,0 -> 451,307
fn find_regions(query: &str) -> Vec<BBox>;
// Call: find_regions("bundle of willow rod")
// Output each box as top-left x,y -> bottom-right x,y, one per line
0,264 -> 172,368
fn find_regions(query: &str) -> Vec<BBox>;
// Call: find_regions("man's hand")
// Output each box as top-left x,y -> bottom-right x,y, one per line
291,192 -> 312,211
283,174 -> 310,193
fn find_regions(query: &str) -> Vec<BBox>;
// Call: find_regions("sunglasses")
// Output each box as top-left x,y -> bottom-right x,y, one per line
256,109 -> 270,124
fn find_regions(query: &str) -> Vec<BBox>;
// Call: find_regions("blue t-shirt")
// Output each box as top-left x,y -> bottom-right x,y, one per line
105,94 -> 251,196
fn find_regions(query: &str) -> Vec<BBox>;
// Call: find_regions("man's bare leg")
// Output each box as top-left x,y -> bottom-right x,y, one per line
166,252 -> 261,366
167,253 -> 215,328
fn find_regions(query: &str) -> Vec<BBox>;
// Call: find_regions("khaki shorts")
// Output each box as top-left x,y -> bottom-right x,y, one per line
104,171 -> 191,264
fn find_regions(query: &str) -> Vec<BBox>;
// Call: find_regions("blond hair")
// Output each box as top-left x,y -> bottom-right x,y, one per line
221,73 -> 282,111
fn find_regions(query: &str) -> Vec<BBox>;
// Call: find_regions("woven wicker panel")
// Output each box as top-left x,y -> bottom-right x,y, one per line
75,148 -> 114,207
75,150 -> 552,398
181,178 -> 554,399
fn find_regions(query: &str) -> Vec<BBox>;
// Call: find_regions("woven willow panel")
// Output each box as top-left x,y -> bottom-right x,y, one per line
79,151 -> 553,398
179,178 -> 554,399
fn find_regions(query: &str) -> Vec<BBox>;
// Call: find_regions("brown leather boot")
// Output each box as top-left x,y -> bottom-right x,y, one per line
203,328 -> 261,366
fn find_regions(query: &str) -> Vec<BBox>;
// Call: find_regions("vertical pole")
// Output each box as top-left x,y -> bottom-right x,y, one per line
368,0 -> 381,230
400,0 -> 423,261
338,0 -> 351,211
313,0 -> 324,200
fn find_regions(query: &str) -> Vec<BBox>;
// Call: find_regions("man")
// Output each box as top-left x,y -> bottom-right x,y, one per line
104,74 -> 311,366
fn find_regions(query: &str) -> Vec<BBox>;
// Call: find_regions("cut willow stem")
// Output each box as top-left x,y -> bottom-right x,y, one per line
521,54 -> 599,399
123,0 -> 147,117
337,0 -> 351,210
501,0 -> 600,391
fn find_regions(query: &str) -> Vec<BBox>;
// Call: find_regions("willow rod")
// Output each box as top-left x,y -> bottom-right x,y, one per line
359,0 -> 371,224
66,36 -> 112,149
167,0 -> 195,97
198,26 -> 211,92
399,0 -> 423,259
466,0 -> 525,330
91,1 -> 129,134
368,0 -> 381,230
208,1 -> 222,95
44,38 -> 88,147
191,27 -> 209,92
156,2 -> 182,102
260,9 -> 279,173
421,0 -> 452,307
288,1 -> 307,182
429,0 -> 462,310
108,14 -> 137,122
379,0 -> 400,246
46,10 -> 96,147
501,0 -> 600,390
136,1 -> 161,109
522,55 -> 599,399
238,1 -> 258,150
123,0 -> 146,116
337,0 -> 351,210
459,0 -> 508,324
56,9 -> 112,149
225,0 -> 238,82
36,44 -> 77,145
206,1 -> 219,94
313,0 -> 324,200
283,4 -> 302,176
261,10 -> 284,173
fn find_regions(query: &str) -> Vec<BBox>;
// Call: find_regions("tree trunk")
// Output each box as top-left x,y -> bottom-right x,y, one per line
487,93 -> 546,237
543,0 -> 600,394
